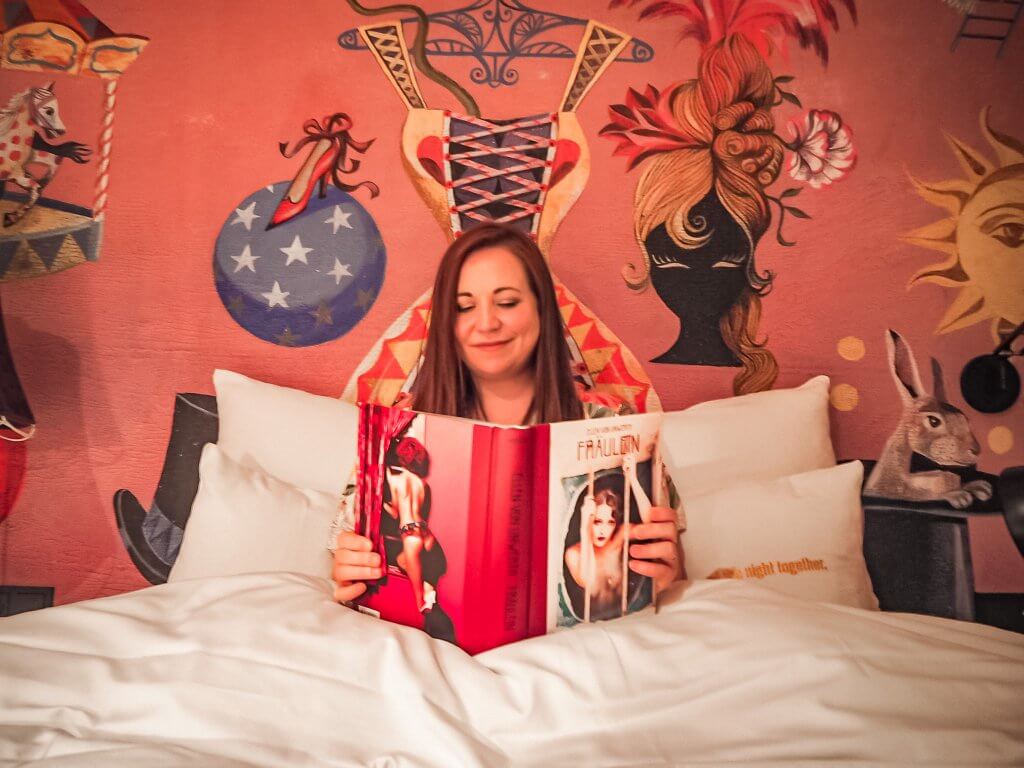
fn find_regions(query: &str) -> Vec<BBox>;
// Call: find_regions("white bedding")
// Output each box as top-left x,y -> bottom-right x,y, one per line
1,573 -> 1021,767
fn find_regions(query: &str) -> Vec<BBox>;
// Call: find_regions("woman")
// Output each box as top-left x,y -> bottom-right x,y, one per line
381,435 -> 443,614
564,489 -> 627,620
333,222 -> 682,604
564,454 -> 654,620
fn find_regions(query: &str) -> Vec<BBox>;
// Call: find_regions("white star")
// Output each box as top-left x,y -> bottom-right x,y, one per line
231,245 -> 260,273
261,281 -> 290,308
280,235 -> 312,266
327,259 -> 353,285
231,201 -> 260,231
265,183 -> 277,193
325,205 -> 354,234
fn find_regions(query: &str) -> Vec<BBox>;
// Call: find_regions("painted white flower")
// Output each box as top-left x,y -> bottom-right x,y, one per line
788,109 -> 856,189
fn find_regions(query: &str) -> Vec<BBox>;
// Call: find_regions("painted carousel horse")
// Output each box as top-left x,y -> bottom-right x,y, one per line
342,19 -> 660,413
0,83 -> 91,228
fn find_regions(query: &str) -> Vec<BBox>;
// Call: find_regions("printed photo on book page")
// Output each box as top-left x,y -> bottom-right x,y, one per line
546,412 -> 666,630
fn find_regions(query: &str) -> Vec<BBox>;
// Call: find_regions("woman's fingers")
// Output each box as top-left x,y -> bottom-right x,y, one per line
333,581 -> 367,603
627,504 -> 684,588
332,562 -> 383,583
629,521 -> 676,542
628,558 -> 673,580
629,541 -> 677,562
629,558 -> 681,592
335,531 -> 373,551
335,549 -> 381,568
331,533 -> 383,604
647,505 -> 677,522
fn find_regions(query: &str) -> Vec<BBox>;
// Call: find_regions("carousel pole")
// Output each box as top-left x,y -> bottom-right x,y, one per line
92,78 -> 118,222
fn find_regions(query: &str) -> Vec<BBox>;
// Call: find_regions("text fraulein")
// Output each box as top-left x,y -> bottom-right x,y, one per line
576,434 -> 641,462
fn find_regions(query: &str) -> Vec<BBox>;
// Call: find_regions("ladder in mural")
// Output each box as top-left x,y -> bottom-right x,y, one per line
951,0 -> 1023,57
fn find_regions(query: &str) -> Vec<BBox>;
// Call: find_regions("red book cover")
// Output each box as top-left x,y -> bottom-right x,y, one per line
355,404 -> 667,654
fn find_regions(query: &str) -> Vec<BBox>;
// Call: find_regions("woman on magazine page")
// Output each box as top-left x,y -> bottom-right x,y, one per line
564,454 -> 655,620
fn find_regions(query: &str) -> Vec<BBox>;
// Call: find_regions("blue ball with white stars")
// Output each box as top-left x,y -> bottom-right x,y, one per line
214,183 -> 385,347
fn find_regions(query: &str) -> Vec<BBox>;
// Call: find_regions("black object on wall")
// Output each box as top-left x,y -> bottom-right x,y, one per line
114,393 -> 219,584
0,585 -> 54,617
862,504 -> 975,621
960,320 -> 1023,414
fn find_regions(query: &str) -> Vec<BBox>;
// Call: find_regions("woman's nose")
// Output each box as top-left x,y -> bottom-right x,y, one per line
477,303 -> 501,331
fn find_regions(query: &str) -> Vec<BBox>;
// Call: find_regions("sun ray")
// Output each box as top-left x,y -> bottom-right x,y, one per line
910,260 -> 969,288
935,284 -> 993,334
907,174 -> 972,215
942,133 -> 993,181
981,106 -> 1024,167
901,217 -> 958,256
906,107 -> 1023,339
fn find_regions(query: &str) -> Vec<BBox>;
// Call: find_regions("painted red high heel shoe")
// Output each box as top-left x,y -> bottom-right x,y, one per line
269,113 -> 381,229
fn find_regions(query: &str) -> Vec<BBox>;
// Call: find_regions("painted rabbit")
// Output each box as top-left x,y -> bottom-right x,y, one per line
865,330 -> 993,509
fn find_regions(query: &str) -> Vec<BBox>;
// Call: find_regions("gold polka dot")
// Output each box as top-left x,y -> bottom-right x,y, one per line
837,336 -> 865,361
988,426 -> 1014,454
830,383 -> 859,411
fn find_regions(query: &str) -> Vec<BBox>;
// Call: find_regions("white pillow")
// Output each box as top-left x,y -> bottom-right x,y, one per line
213,369 -> 358,496
661,375 -> 835,498
169,443 -> 337,582
681,461 -> 878,611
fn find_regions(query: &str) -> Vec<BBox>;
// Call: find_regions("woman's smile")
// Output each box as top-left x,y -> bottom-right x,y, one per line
455,245 -> 541,383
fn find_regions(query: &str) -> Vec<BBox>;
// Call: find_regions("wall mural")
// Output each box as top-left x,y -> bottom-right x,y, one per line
905,107 -> 1024,345
114,394 -> 219,584
0,1 -> 147,523
0,83 -> 91,228
946,0 -> 1022,58
341,7 -> 660,413
602,0 -> 857,395
0,2 -> 1015,615
213,113 -> 385,348
865,329 -> 993,508
338,0 -> 655,89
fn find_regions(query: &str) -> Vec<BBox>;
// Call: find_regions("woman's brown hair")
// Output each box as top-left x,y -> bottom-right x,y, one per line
593,488 -> 623,526
412,223 -> 584,423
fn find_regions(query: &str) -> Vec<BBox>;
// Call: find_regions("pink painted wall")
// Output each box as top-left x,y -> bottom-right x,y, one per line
1,0 -> 1022,602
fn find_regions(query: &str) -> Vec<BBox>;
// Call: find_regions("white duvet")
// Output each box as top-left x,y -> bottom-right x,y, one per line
1,573 -> 1021,767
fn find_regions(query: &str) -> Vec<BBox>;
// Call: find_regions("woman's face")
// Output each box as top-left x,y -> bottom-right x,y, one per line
645,191 -> 750,321
591,503 -> 617,548
957,169 -> 1024,326
455,245 -> 541,384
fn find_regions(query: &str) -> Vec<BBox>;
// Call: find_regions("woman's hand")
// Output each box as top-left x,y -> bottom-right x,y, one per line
332,531 -> 383,603
628,505 -> 685,594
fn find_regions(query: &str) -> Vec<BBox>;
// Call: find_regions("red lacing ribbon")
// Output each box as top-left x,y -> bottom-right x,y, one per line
445,113 -> 555,226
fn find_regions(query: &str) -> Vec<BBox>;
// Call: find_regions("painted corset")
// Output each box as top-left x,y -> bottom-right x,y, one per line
344,20 -> 659,412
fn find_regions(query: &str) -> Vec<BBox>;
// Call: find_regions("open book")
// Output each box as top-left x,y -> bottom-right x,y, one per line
354,404 -> 669,654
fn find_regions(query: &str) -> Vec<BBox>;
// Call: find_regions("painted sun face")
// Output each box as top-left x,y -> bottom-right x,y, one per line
957,170 -> 1024,326
907,108 -> 1024,339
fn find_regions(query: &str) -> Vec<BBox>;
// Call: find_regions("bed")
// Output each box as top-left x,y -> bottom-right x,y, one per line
2,572 -> 1022,766
2,371 -> 1022,766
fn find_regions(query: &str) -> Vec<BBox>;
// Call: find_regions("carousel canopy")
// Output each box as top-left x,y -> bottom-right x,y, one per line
1,0 -> 147,78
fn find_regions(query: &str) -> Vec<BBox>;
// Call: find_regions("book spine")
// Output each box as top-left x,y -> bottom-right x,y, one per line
463,424 -> 495,655
486,427 -> 535,648
355,404 -> 387,607
527,423 -> 550,639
